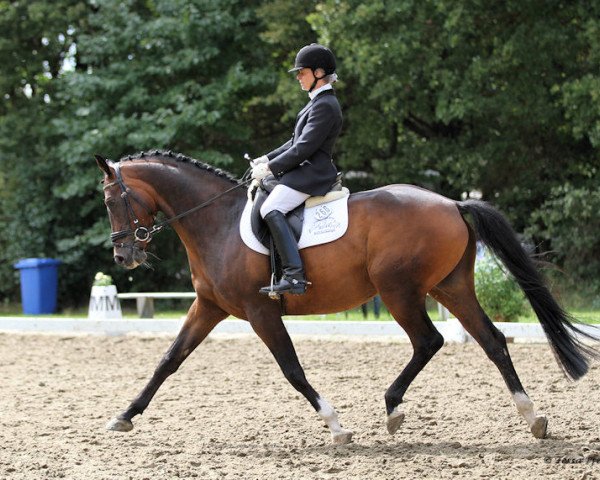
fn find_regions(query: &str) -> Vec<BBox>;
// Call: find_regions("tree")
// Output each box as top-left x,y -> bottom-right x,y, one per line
0,0 -> 288,305
312,0 -> 600,288
52,0 -> 286,302
1,0 -> 598,307
0,0 -> 88,304
528,179 -> 600,298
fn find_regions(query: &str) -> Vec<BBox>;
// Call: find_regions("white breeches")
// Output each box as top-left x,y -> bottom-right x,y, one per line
260,184 -> 310,218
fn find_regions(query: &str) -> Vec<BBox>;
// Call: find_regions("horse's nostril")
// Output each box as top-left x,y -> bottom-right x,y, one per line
114,255 -> 125,265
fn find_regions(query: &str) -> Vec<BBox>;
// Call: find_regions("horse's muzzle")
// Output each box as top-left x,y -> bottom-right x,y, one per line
113,245 -> 147,269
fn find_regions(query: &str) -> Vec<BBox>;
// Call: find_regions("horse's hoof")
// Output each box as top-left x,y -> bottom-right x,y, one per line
106,417 -> 134,432
531,415 -> 548,439
332,429 -> 353,445
387,410 -> 405,435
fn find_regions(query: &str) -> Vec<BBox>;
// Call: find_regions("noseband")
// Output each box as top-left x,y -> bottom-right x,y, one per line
105,163 -> 252,248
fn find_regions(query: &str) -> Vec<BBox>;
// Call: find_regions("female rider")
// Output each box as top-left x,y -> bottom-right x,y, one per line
251,44 -> 343,296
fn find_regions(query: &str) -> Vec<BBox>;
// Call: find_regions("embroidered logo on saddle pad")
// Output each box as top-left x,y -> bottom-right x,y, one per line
240,189 -> 350,255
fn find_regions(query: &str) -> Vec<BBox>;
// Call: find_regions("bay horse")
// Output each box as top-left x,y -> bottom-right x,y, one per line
96,151 -> 598,444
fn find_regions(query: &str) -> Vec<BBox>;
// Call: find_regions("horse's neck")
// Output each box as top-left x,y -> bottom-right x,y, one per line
124,161 -> 246,256
138,162 -> 245,249
154,168 -> 241,212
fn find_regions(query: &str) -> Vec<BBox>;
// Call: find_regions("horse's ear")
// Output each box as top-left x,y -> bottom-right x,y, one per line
95,154 -> 112,177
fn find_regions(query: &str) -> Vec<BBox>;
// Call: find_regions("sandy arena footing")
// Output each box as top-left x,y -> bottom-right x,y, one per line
1,333 -> 599,479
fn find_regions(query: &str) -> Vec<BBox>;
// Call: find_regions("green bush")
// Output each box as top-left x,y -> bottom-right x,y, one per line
475,252 -> 527,322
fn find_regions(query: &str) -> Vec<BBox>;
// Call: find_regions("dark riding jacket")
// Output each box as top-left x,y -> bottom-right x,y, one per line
266,89 -> 342,196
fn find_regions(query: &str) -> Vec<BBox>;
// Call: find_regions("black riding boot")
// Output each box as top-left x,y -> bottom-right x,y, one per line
259,210 -> 307,295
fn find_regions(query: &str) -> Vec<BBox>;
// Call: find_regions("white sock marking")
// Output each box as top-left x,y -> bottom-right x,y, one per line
317,397 -> 344,434
513,392 -> 537,426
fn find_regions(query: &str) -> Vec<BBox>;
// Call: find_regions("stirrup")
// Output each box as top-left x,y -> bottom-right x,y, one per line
259,275 -> 309,298
260,273 -> 282,300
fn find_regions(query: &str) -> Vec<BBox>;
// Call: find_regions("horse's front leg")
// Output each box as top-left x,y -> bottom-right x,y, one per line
249,311 -> 353,445
106,299 -> 227,432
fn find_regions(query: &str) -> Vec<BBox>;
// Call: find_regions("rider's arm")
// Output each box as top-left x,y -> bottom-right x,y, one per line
266,138 -> 293,161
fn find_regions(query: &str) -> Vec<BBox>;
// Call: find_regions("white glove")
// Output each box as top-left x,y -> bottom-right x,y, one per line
251,155 -> 269,167
251,162 -> 271,180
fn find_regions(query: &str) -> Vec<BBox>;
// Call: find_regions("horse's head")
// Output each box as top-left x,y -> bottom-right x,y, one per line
95,154 -> 157,269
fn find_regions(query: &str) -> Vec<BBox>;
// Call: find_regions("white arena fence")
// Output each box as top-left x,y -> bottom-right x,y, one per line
0,316 -> 598,343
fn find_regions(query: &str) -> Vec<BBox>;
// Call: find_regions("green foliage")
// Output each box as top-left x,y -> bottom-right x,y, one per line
0,0 -> 88,302
527,179 -> 600,301
0,0 -> 282,306
255,0 -> 320,131
475,252 -> 528,322
54,0 -> 272,167
313,1 -> 600,209
0,0 -> 598,307
313,0 -> 600,288
47,0 -> 279,303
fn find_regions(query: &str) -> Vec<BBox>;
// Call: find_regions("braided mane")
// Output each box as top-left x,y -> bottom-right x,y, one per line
118,150 -> 239,184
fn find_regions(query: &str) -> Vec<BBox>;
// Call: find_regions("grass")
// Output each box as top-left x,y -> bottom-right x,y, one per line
516,308 -> 600,325
0,305 -> 414,321
0,308 -> 395,321
2,302 -> 598,324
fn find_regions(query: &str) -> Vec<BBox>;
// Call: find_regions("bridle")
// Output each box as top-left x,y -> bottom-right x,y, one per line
105,163 -> 252,248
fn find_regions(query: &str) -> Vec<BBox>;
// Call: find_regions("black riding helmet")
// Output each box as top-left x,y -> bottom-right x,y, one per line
288,43 -> 336,92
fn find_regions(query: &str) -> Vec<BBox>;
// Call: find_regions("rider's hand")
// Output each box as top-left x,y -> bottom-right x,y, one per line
250,155 -> 268,167
251,162 -> 271,180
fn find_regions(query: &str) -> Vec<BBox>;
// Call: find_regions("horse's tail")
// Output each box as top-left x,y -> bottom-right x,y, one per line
457,199 -> 599,380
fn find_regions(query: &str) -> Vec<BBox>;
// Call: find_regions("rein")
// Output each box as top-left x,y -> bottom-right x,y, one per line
106,163 -> 252,247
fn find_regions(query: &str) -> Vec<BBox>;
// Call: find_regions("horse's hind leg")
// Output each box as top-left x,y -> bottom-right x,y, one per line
248,310 -> 353,445
378,291 -> 444,435
106,298 -> 227,432
430,237 -> 547,438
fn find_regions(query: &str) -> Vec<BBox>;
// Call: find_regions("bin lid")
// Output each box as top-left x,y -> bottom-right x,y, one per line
14,258 -> 62,269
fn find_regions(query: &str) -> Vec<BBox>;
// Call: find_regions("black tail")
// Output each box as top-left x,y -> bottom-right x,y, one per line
457,199 -> 599,380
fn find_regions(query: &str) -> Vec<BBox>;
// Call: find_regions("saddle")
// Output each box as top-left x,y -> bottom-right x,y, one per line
245,173 -> 347,304
249,173 -> 344,251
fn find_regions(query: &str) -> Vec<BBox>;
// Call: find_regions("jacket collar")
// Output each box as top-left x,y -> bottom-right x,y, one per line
297,88 -> 335,118
308,83 -> 333,100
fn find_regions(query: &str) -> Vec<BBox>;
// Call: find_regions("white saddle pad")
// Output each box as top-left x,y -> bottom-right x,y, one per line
239,191 -> 350,255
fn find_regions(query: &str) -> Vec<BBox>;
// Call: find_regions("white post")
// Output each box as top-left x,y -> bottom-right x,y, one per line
437,301 -> 469,343
437,302 -> 449,321
88,285 -> 123,319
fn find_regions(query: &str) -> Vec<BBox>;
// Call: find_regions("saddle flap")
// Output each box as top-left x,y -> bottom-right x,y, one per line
241,184 -> 350,255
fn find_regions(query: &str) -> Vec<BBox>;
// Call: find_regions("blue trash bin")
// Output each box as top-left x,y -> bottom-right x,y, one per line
13,258 -> 62,314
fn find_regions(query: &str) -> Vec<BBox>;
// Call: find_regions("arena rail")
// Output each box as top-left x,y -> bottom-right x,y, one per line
0,315 -> 598,343
116,292 -> 196,318
115,292 -> 450,321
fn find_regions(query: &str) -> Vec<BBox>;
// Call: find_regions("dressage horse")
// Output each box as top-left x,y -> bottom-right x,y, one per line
96,151 -> 597,444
